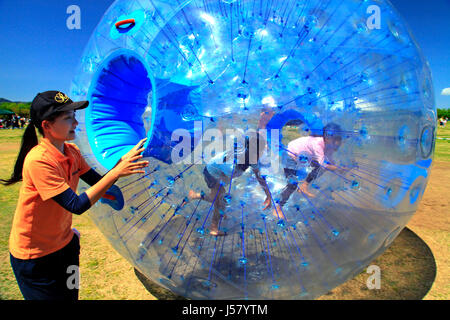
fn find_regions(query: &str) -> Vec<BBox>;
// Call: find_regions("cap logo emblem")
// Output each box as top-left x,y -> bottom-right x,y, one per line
55,92 -> 69,104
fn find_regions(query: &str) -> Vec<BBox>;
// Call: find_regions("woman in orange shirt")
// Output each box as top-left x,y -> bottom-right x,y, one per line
1,91 -> 149,300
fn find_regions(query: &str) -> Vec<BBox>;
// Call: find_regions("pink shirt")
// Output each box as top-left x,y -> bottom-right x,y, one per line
287,136 -> 325,165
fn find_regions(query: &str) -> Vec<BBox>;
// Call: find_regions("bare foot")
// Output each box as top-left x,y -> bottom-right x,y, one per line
272,204 -> 285,220
188,190 -> 202,200
210,229 -> 227,236
297,182 -> 316,198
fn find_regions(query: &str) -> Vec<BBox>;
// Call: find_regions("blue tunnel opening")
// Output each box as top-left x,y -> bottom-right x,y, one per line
86,50 -> 203,170
86,51 -> 155,170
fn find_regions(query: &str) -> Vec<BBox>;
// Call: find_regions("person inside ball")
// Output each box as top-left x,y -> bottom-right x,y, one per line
273,122 -> 346,220
188,131 -> 271,236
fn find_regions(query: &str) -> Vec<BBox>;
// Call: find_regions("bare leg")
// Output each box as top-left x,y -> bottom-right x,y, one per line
189,185 -> 227,236
298,181 -> 316,198
209,185 -> 226,236
273,168 -> 297,220
272,204 -> 286,220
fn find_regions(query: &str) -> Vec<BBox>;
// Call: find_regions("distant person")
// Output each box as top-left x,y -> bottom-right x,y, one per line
12,115 -> 19,129
439,117 -> 445,127
1,91 -> 149,300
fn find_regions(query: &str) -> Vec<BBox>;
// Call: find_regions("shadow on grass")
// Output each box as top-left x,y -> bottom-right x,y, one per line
318,227 -> 436,300
134,227 -> 436,300
134,268 -> 186,300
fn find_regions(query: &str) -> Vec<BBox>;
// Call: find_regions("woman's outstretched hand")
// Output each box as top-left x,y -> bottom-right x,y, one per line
113,153 -> 149,178
120,138 -> 147,162
112,138 -> 149,178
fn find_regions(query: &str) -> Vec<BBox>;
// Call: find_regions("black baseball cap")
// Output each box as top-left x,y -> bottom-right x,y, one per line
30,91 -> 89,125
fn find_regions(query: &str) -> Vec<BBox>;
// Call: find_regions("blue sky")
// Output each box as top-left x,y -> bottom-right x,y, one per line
0,0 -> 449,108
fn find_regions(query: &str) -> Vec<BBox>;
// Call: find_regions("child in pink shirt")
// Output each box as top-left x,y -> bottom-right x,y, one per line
273,123 -> 343,220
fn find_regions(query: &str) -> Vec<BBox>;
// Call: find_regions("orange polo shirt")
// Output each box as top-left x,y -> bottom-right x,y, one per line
9,137 -> 91,260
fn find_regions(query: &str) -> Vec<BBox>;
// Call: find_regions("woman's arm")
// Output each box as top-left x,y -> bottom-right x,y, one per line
79,144 -> 138,188
54,138 -> 148,213
53,158 -> 147,215
53,188 -> 91,215
80,168 -> 103,186
84,139 -> 148,205
53,165 -> 130,215
55,164 -> 120,215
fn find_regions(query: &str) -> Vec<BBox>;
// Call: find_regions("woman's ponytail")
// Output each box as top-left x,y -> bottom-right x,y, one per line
0,122 -> 39,185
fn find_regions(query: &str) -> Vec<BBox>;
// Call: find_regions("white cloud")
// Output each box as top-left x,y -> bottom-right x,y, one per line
441,88 -> 450,96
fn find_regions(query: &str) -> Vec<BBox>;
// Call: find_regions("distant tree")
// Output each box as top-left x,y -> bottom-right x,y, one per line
0,102 -> 30,117
437,108 -> 450,119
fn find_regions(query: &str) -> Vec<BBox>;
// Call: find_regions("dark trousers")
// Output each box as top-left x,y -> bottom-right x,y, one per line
279,160 -> 323,207
10,233 -> 80,300
202,168 -> 226,228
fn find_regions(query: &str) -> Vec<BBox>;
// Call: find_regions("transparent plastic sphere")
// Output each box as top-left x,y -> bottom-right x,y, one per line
71,0 -> 436,299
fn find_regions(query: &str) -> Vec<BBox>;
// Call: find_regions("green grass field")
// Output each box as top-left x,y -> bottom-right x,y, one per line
435,125 -> 450,161
0,130 -> 24,299
0,125 -> 449,300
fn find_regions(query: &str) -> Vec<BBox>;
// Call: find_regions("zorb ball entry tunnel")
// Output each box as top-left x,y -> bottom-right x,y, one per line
70,0 -> 436,299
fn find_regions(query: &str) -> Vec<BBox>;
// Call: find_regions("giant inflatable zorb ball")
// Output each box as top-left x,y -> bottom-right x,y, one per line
71,0 -> 436,299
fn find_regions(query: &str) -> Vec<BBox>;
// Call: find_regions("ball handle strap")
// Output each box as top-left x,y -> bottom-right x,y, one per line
115,18 -> 136,30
